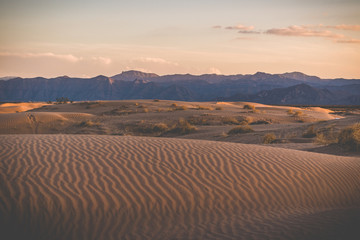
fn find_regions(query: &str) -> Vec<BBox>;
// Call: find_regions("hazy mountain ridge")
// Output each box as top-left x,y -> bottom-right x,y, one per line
0,71 -> 359,104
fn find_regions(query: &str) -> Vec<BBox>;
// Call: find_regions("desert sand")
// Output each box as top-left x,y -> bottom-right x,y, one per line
0,134 -> 359,240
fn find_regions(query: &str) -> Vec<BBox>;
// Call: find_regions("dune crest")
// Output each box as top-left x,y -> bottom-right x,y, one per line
0,135 -> 359,239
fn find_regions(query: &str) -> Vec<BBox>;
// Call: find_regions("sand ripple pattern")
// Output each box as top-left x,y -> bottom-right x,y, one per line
0,135 -> 359,240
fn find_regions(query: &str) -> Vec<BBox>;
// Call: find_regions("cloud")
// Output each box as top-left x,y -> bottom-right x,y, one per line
208,67 -> 221,75
212,25 -> 222,29
225,24 -> 254,31
238,30 -> 261,34
0,52 -> 82,62
135,57 -> 179,66
92,56 -> 112,65
336,38 -> 360,44
326,24 -> 360,31
265,25 -> 344,39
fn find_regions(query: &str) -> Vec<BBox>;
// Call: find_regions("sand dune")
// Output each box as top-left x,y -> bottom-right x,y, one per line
0,112 -> 94,134
0,102 -> 49,113
0,135 -> 359,239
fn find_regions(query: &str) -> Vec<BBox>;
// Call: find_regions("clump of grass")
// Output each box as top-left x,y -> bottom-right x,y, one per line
143,108 -> 149,113
135,102 -> 139,106
287,109 -> 294,115
221,116 -> 239,125
188,116 -> 210,125
171,103 -> 177,108
215,106 -> 223,110
251,119 -> 272,125
337,123 -> 360,151
80,120 -> 101,127
294,110 -> 303,117
168,118 -> 197,134
314,125 -> 338,145
170,103 -> 187,111
262,133 -> 276,144
302,125 -> 317,138
243,104 -> 256,110
196,105 -> 213,110
228,125 -> 254,134
153,99 -> 160,102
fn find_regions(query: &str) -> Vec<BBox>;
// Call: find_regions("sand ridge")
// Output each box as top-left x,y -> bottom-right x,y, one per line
0,135 -> 359,239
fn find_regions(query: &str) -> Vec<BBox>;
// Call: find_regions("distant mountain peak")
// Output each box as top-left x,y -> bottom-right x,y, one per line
111,70 -> 159,81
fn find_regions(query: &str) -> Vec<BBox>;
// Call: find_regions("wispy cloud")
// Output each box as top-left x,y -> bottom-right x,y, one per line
0,52 -> 82,62
265,25 -> 344,39
212,25 -> 222,29
325,24 -> 360,31
336,38 -> 360,44
135,57 -> 179,66
91,56 -> 112,65
225,24 -> 254,31
238,30 -> 261,34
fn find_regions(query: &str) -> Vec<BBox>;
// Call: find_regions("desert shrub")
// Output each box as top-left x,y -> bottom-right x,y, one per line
188,116 -> 210,125
153,99 -> 160,102
215,106 -> 223,110
302,125 -> 317,138
56,97 -> 70,104
171,103 -> 178,108
135,122 -> 169,134
243,116 -> 254,124
152,123 -> 169,132
143,108 -> 149,113
243,104 -> 256,110
294,110 -> 303,117
228,125 -> 254,134
175,105 -> 187,111
251,119 -> 272,125
221,116 -> 239,125
134,102 -> 139,106
196,105 -> 212,110
287,109 -> 294,115
168,119 -> 197,134
262,133 -> 276,144
80,120 -> 100,127
46,101 -> 53,104
337,123 -> 360,151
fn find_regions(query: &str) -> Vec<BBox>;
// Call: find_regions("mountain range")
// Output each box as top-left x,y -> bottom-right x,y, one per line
1,71 -> 359,105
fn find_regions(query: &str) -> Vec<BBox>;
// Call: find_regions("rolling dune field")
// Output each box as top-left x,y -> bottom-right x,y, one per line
1,134 -> 359,239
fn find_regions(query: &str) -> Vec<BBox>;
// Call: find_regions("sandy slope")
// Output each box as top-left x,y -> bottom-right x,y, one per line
0,135 -> 359,240
0,102 -> 49,113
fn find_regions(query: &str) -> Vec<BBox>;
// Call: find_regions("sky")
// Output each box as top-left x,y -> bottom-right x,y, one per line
0,0 -> 359,79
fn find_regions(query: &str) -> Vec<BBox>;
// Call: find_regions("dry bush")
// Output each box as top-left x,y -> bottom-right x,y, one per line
134,122 -> 169,135
196,105 -> 213,110
171,103 -> 177,108
135,102 -> 139,106
243,104 -> 256,110
287,109 -> 294,115
252,109 -> 260,113
337,123 -> 360,151
251,119 -> 272,125
80,120 -> 101,127
263,133 -> 276,144
215,106 -> 223,110
221,116 -> 239,125
294,110 -> 303,116
188,116 -> 210,125
143,108 -> 149,113
153,99 -> 160,102
228,125 -> 254,134
175,105 -> 188,111
168,119 -> 197,134
302,125 -> 317,138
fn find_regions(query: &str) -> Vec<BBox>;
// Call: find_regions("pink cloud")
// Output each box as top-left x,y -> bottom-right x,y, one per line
265,25 -> 344,39
336,38 -> 360,44
212,25 -> 222,29
326,24 -> 360,31
225,24 -> 254,31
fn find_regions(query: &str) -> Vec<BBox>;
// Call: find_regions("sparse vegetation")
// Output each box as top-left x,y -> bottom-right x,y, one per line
80,120 -> 101,127
215,106 -> 223,110
221,116 -> 239,125
167,119 -> 197,134
196,105 -> 213,110
294,110 -> 303,117
55,97 -> 70,104
337,123 -> 360,151
262,133 -> 276,144
153,99 -> 160,102
243,104 -> 256,110
228,125 -> 254,134
287,109 -> 294,115
302,125 -> 317,138
251,119 -> 272,125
